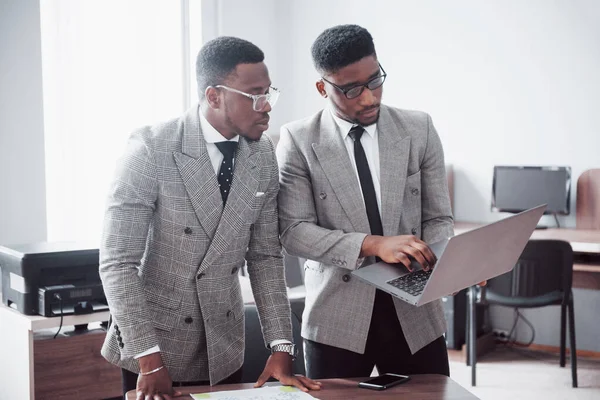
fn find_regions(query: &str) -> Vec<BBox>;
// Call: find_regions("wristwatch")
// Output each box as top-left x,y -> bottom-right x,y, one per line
270,343 -> 297,361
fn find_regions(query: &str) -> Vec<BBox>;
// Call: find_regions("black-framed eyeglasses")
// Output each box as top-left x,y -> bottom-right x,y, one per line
215,85 -> 280,111
321,64 -> 387,99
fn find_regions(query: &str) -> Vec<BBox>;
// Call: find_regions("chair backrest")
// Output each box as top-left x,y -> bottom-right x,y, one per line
241,303 -> 305,383
487,240 -> 573,298
576,168 -> 600,230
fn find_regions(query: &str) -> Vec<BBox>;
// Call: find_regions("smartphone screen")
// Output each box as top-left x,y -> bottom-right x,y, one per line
358,373 -> 410,390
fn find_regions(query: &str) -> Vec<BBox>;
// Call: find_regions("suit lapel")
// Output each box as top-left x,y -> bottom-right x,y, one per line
200,137 -> 261,269
378,106 -> 411,236
173,106 -> 223,238
312,111 -> 371,234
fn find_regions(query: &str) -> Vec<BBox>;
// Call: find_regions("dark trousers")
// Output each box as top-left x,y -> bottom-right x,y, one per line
121,367 -> 243,397
304,289 -> 450,379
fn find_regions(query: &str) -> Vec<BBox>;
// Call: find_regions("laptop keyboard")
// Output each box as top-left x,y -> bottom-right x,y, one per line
387,269 -> 433,297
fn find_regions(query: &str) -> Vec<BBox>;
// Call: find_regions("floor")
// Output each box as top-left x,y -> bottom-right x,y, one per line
448,346 -> 600,400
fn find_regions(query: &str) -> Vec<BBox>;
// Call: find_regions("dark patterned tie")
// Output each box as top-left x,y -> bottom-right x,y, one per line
215,141 -> 237,204
348,126 -> 383,236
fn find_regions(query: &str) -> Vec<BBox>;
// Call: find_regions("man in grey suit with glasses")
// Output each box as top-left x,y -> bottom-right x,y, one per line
100,36 -> 320,399
277,24 -> 456,379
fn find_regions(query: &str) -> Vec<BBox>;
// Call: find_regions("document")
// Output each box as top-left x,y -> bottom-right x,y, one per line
191,385 -> 316,400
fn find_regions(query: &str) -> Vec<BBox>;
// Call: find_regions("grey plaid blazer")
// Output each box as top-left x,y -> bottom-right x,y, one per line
277,105 -> 453,355
100,106 -> 292,384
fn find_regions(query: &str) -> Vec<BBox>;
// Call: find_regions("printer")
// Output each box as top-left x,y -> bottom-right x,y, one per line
0,242 -> 108,317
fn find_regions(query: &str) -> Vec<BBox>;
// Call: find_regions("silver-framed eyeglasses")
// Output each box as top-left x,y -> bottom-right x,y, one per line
322,64 -> 387,99
215,85 -> 280,111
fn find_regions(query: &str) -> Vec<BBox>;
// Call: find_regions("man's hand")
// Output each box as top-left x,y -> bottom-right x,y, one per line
254,352 -> 322,392
136,353 -> 182,400
362,235 -> 437,271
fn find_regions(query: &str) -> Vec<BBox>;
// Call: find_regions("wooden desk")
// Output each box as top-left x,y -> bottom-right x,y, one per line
0,303 -> 120,399
126,375 -> 479,400
455,222 -> 600,289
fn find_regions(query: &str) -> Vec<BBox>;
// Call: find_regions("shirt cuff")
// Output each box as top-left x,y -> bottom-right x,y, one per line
134,345 -> 161,359
269,339 -> 292,348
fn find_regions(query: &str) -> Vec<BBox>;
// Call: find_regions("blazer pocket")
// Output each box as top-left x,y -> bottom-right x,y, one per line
144,282 -> 184,310
406,169 -> 421,180
149,308 -> 179,332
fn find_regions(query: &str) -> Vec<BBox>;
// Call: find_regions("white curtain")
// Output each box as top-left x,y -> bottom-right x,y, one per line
40,0 -> 202,243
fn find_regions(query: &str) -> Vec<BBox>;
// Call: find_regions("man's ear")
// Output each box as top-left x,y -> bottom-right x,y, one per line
205,86 -> 221,109
316,80 -> 328,98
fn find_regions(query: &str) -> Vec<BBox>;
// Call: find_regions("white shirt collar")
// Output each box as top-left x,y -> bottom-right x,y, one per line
198,106 -> 239,144
329,107 -> 377,140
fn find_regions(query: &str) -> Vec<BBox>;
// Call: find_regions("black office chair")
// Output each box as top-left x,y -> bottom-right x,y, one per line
466,240 -> 577,387
241,302 -> 306,383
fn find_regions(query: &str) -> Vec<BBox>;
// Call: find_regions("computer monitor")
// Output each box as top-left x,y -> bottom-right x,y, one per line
492,166 -> 571,215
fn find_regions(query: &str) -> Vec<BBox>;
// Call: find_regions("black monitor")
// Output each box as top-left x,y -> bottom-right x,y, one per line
492,166 -> 571,215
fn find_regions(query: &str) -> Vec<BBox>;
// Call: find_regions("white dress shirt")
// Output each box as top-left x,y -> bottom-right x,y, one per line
134,108 -> 287,360
199,109 -> 239,173
330,108 -> 382,216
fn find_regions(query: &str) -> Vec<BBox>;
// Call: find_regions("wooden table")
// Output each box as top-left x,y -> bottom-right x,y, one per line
455,222 -> 600,290
126,375 -> 479,399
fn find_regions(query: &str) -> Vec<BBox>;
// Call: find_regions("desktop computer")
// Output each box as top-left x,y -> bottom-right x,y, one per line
492,165 -> 571,228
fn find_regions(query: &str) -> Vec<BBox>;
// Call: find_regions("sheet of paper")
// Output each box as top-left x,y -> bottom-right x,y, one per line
190,385 -> 317,400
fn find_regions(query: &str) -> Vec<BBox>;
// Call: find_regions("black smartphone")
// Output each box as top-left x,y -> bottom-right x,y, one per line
358,373 -> 411,390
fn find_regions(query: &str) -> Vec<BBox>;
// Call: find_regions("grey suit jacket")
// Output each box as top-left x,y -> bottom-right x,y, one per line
277,105 -> 453,355
100,106 -> 292,384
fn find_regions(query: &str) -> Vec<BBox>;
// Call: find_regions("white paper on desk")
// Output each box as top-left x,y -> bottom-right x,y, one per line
190,385 -> 317,400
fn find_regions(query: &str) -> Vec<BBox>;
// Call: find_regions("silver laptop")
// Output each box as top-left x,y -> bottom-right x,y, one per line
351,204 -> 546,306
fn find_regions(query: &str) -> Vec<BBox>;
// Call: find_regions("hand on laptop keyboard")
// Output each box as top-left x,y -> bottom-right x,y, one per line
361,234 -> 438,271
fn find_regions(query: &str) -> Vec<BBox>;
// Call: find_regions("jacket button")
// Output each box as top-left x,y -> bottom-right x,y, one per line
342,274 -> 351,282
119,342 -> 124,348
319,192 -> 327,199
226,310 -> 233,318
411,188 -> 419,195
184,317 -> 193,324
411,227 -> 418,235
184,227 -> 192,234
197,272 -> 205,279
231,267 -> 238,275
114,325 -> 120,332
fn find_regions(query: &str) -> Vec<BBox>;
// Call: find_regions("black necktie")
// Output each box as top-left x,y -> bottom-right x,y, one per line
215,141 -> 237,204
348,126 -> 383,236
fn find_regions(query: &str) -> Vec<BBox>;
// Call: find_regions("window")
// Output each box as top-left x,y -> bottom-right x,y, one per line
40,0 -> 202,242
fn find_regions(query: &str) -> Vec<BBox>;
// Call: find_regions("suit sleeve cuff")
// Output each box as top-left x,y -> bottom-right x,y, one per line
134,345 -> 161,359
269,339 -> 292,348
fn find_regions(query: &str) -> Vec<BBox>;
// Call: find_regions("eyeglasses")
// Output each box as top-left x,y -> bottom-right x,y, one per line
215,85 -> 280,111
321,64 -> 387,99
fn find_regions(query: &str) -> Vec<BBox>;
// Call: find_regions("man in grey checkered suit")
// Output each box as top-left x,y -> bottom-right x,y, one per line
277,25 -> 455,379
100,37 -> 320,399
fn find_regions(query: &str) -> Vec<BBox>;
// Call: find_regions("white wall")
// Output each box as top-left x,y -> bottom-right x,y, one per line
278,0 -> 600,228
0,0 -> 47,246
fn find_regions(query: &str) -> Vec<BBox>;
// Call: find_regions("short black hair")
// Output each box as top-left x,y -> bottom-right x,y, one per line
196,36 -> 264,99
311,24 -> 376,74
